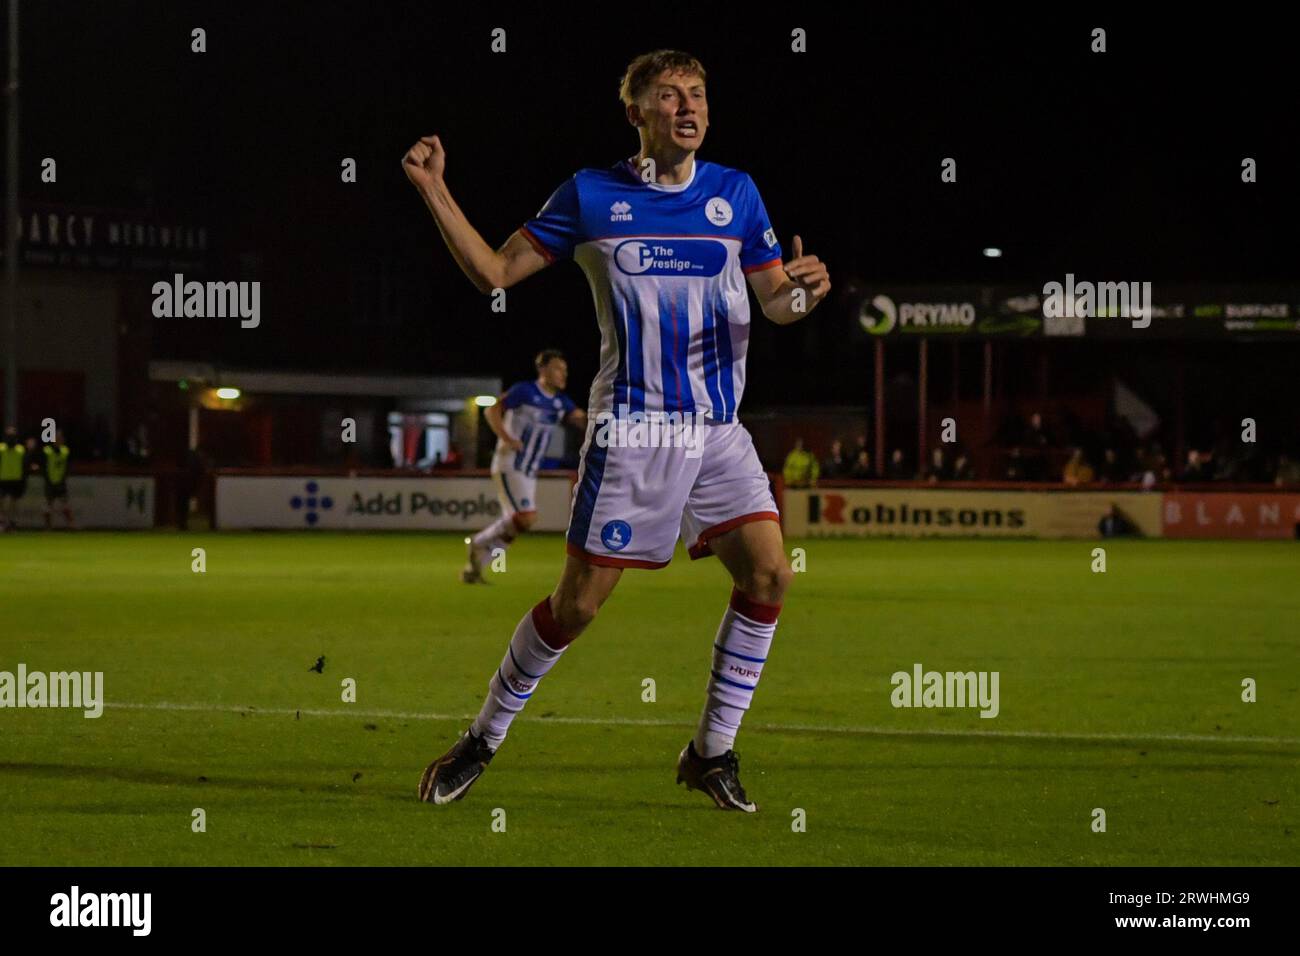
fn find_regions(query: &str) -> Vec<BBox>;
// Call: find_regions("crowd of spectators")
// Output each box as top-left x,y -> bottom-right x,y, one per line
782,410 -> 1300,489
783,435 -> 975,487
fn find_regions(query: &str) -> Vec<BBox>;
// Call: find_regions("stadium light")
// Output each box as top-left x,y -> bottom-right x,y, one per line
982,247 -> 1003,258
474,395 -> 497,407
215,387 -> 241,400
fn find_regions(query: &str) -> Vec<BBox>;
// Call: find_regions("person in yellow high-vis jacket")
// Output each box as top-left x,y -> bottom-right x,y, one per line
0,425 -> 30,531
781,437 -> 820,489
43,431 -> 75,530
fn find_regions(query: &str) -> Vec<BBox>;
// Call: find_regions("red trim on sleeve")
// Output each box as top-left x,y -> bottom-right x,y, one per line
741,257 -> 783,275
518,226 -> 557,263
687,511 -> 781,560
729,586 -> 782,624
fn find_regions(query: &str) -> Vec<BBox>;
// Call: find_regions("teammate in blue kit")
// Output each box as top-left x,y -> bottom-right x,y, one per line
404,50 -> 830,810
462,349 -> 586,583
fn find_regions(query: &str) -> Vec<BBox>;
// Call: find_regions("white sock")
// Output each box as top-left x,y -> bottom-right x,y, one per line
694,588 -> 781,758
470,597 -> 567,749
472,513 -> 518,555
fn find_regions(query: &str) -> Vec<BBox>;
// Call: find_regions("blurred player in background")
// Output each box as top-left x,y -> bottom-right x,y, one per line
403,49 -> 829,811
0,426 -> 30,532
42,431 -> 75,530
462,349 -> 586,583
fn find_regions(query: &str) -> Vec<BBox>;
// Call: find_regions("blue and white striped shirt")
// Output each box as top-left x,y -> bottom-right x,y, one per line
494,380 -> 577,478
520,157 -> 782,425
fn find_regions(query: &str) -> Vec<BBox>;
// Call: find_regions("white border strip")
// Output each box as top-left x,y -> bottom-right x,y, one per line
103,701 -> 1300,747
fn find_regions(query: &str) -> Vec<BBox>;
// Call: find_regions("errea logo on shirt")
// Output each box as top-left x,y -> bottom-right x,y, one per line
610,201 -> 633,222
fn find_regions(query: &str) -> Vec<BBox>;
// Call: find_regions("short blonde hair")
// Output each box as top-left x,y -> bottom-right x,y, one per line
618,50 -> 707,106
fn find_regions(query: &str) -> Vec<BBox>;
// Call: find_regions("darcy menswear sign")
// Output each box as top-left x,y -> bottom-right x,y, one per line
2,203 -> 209,273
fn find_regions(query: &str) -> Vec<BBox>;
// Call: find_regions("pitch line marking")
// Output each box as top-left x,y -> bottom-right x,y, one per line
103,701 -> 1300,748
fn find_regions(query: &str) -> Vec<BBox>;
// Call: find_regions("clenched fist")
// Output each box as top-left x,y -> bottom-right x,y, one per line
402,134 -> 446,190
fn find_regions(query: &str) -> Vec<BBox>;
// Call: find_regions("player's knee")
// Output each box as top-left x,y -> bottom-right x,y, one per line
513,511 -> 538,532
742,560 -> 793,604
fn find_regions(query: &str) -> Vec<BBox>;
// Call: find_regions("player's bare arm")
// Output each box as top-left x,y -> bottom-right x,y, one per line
402,134 -> 550,294
747,234 -> 831,325
482,396 -> 523,451
565,408 -> 588,432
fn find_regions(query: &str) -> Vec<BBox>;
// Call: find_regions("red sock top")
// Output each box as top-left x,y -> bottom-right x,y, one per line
729,587 -> 781,624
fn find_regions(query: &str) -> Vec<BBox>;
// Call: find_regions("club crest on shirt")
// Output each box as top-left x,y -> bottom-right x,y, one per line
705,197 -> 733,226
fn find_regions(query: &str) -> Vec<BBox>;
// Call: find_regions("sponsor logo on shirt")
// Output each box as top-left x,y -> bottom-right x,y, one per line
613,239 -> 727,277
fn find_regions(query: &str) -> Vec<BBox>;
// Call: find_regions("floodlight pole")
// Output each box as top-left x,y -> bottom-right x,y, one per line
873,338 -> 885,476
917,338 -> 928,475
3,0 -> 18,429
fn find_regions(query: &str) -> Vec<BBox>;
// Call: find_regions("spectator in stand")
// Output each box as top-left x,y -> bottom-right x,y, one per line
1180,449 -> 1212,483
1025,411 -> 1052,448
782,437 -> 820,488
1274,454 -> 1300,488
1062,447 -> 1095,486
925,447 -> 950,484
885,448 -> 911,480
1210,437 -> 1242,481
950,451 -> 973,481
1097,447 -> 1125,483
821,439 -> 849,479
850,449 -> 873,479
1004,447 -> 1026,481
444,444 -> 463,468
1022,411 -> 1054,481
853,433 -> 869,462
1134,443 -> 1170,489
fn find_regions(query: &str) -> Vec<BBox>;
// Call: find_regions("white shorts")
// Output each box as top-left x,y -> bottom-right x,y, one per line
566,419 -> 779,569
491,466 -> 537,518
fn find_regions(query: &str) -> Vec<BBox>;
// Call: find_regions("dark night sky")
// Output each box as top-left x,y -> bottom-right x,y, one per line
15,3 -> 1299,402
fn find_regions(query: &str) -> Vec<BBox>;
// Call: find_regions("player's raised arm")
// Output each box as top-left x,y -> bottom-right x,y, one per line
747,235 -> 831,326
402,134 -> 550,294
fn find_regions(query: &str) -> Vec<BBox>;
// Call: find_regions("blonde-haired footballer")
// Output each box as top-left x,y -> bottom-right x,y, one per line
404,50 -> 829,811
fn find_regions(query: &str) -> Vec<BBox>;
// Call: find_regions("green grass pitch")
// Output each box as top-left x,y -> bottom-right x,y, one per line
1,532 -> 1297,866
